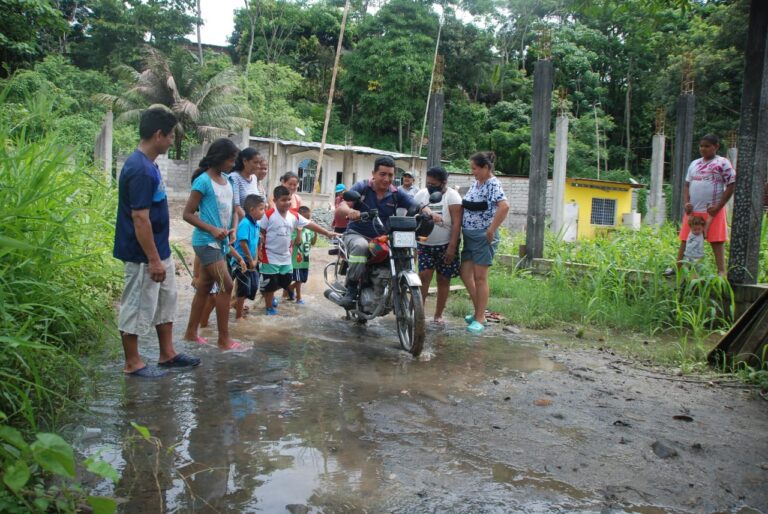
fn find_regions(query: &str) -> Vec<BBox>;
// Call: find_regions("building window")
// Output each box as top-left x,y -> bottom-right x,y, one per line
297,159 -> 317,192
590,198 -> 616,226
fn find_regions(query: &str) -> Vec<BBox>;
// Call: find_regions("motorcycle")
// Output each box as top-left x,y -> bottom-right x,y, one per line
323,190 -> 441,357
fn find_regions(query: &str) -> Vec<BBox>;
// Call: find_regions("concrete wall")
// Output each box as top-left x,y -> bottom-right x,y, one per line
448,173 -> 553,232
115,153 -> 193,199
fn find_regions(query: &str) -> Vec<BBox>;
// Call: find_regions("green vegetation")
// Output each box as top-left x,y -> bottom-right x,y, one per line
0,413 -> 118,513
0,89 -> 121,433
0,0 -> 750,174
450,226 -> 751,374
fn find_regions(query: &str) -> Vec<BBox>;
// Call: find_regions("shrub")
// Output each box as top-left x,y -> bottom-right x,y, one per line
0,88 -> 121,431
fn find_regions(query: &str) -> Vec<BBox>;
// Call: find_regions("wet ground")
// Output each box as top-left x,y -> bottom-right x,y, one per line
74,211 -> 768,513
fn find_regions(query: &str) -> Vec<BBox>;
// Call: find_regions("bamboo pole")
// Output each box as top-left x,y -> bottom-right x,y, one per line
314,0 -> 351,194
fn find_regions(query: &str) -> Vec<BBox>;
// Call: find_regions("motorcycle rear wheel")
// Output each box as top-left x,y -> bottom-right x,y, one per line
395,283 -> 425,357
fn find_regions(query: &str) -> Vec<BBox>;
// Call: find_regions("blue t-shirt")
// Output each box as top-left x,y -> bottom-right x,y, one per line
113,149 -> 170,263
190,172 -> 235,249
346,179 -> 416,238
233,215 -> 260,264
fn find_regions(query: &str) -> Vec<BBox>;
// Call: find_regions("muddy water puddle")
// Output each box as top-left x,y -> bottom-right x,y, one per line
76,296 -> 584,513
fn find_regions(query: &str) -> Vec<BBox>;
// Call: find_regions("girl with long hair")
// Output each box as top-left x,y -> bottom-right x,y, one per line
182,138 -> 245,351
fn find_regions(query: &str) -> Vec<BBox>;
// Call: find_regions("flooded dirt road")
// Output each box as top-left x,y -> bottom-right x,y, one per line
76,214 -> 768,513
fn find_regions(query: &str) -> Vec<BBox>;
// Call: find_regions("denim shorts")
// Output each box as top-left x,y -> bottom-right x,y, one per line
460,228 -> 499,267
193,244 -> 224,266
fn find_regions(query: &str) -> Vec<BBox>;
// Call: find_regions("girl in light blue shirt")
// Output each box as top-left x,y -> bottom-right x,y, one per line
182,138 -> 245,352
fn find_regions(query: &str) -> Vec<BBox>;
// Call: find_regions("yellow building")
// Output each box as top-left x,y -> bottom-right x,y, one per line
562,178 -> 643,239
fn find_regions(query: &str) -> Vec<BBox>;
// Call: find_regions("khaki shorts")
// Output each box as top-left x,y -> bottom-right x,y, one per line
117,257 -> 177,336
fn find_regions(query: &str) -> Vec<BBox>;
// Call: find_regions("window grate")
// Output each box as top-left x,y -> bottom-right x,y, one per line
590,198 -> 616,226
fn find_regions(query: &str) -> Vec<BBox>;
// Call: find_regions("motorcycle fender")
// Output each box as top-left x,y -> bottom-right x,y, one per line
399,270 -> 422,287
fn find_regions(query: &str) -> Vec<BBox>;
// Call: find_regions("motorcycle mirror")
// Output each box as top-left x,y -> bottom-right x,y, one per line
343,190 -> 361,202
428,191 -> 443,204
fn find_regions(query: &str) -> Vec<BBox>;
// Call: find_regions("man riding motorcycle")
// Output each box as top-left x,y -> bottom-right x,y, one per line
332,156 -> 435,307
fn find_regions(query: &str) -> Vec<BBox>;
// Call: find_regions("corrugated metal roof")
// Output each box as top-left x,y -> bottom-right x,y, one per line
248,136 -> 426,160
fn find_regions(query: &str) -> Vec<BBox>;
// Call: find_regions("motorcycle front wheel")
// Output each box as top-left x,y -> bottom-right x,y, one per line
395,282 -> 425,357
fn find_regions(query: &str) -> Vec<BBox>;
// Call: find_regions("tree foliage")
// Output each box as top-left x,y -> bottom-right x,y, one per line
98,47 -> 250,158
0,0 -> 748,178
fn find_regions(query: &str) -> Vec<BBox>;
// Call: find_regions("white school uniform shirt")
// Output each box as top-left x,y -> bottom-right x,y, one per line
259,208 -> 309,265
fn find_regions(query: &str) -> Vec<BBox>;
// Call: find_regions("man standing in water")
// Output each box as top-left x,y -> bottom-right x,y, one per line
113,107 -> 201,377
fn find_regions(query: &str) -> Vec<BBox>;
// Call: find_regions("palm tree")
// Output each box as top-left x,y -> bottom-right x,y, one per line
97,46 -> 250,159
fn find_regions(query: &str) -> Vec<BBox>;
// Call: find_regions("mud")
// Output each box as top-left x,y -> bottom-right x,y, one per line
74,206 -> 768,513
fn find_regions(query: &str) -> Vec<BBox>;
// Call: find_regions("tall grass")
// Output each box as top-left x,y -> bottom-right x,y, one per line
0,88 -> 121,431
452,225 -> 738,368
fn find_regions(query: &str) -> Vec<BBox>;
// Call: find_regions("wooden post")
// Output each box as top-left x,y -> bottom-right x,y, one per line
728,0 -> 768,284
671,58 -> 696,225
525,58 -> 554,262
427,90 -> 444,169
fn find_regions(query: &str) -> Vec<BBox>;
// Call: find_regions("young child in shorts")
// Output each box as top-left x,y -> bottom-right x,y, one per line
681,214 -> 708,272
287,206 -> 318,305
259,186 -> 333,315
232,194 -> 266,320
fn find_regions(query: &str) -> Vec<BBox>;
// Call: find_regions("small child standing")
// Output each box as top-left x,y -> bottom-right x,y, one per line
682,214 -> 707,269
232,195 -> 266,320
288,206 -> 318,305
260,186 -> 333,315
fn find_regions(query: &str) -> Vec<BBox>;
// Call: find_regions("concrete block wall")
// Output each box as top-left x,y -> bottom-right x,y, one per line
448,174 -> 553,231
115,153 -> 192,200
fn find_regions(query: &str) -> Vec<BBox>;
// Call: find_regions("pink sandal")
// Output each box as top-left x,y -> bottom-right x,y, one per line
220,341 -> 247,352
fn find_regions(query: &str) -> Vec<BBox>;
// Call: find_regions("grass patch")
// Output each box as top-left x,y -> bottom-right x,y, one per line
450,225 -> 747,375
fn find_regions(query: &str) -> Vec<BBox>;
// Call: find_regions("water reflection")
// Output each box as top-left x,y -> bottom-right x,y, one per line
79,296 -> 565,512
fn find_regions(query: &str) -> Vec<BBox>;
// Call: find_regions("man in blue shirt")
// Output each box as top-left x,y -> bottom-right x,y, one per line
333,156 -> 433,307
114,107 -> 201,377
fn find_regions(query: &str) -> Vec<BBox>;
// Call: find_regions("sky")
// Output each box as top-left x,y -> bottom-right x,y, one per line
189,0 -> 241,46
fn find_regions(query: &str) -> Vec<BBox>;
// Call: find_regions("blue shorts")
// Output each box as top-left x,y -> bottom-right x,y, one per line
460,228 -> 499,267
292,268 -> 309,283
417,243 -> 460,278
233,268 -> 259,300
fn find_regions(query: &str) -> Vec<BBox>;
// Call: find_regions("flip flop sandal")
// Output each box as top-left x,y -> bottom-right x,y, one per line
158,353 -> 201,368
220,341 -> 247,353
486,312 -> 504,323
193,336 -> 209,345
127,365 -> 167,378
